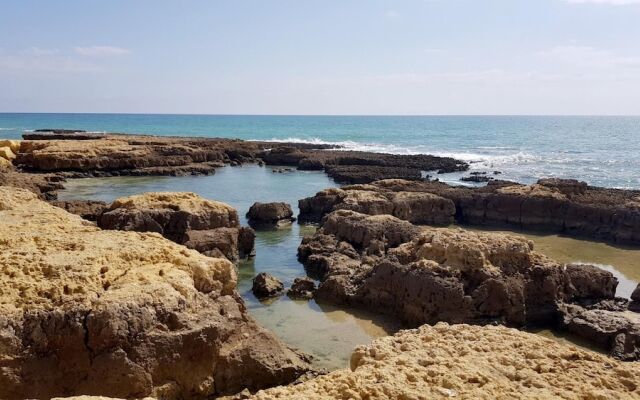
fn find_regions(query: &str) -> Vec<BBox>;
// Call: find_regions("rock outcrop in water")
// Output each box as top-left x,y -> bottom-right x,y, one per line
247,202 -> 296,227
252,273 -> 285,299
50,199 -> 108,221
14,131 -> 468,184
298,185 -> 456,225
0,187 -> 312,400
298,209 -> 640,359
252,323 -> 640,399
299,178 -> 640,245
98,192 -> 255,261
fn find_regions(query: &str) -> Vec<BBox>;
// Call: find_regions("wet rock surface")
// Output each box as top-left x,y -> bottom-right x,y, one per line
299,178 -> 640,245
252,273 -> 285,299
97,192 -> 254,262
287,277 -> 317,300
298,209 -> 639,359
246,202 -> 295,227
252,323 -> 640,399
0,187 -> 312,400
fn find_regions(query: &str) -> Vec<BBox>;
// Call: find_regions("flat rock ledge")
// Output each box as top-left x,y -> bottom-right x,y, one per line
98,192 -> 255,262
298,209 -> 640,360
0,187 -> 312,400
252,323 -> 640,399
299,178 -> 640,245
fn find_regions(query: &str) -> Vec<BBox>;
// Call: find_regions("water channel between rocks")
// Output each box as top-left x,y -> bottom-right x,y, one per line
58,165 -> 640,369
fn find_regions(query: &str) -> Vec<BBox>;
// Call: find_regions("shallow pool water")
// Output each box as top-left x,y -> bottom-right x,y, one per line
59,165 -> 400,370
59,165 -> 639,368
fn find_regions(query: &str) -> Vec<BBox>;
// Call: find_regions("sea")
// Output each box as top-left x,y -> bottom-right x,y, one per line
1,113 -> 639,189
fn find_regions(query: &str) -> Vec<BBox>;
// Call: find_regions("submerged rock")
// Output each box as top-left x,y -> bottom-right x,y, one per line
0,187 -> 312,400
246,202 -> 295,227
287,277 -> 317,300
252,273 -> 285,299
252,323 -> 640,399
98,192 -> 254,261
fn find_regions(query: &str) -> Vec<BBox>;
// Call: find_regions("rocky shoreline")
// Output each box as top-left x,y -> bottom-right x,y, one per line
1,130 -> 639,398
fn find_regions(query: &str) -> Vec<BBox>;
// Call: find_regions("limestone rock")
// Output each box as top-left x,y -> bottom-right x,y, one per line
0,139 -> 21,154
560,303 -> 640,361
247,202 -> 295,227
98,192 -> 238,239
0,156 -> 12,169
298,186 -> 456,226
49,199 -> 107,221
0,168 -> 64,199
300,210 -> 619,333
287,277 -> 317,300
251,323 -> 640,399
0,146 -> 16,161
299,178 -> 640,245
252,273 -> 285,299
0,187 -> 312,399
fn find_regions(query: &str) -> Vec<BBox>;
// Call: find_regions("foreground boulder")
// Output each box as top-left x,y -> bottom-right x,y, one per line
0,187 -> 312,399
299,178 -> 640,245
246,202 -> 295,227
252,273 -> 285,299
98,192 -> 254,261
252,323 -> 640,399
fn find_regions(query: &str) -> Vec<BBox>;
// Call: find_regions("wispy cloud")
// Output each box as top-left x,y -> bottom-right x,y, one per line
22,47 -> 59,56
563,0 -> 640,5
74,46 -> 131,57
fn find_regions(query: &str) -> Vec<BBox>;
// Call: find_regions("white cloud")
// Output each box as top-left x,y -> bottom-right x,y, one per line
22,47 -> 59,56
74,46 -> 131,57
563,0 -> 640,5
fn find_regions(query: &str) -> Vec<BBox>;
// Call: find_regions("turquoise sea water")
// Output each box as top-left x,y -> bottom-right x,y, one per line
1,113 -> 639,188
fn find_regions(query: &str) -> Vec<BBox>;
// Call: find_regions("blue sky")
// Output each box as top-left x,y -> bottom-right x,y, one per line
1,0 -> 639,114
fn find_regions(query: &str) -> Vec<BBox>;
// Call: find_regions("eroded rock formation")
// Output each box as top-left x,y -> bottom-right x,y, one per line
0,187 -> 312,400
298,209 -> 640,359
98,192 -> 255,261
287,277 -> 316,300
252,273 -> 285,299
299,178 -> 640,245
251,323 -> 640,399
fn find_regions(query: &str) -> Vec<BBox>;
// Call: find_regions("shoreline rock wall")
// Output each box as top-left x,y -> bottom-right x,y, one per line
299,178 -> 640,246
0,187 -> 312,399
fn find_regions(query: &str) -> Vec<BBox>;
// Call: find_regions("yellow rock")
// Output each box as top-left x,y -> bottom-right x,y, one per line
0,146 -> 16,161
0,139 -> 21,153
0,156 -> 12,169
252,323 -> 640,400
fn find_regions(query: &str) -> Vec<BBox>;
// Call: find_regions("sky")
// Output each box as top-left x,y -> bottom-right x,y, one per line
1,0 -> 640,115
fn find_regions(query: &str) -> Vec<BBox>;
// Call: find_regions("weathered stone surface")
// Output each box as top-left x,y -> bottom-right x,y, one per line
98,192 -> 255,262
287,277 -> 317,300
98,192 -> 239,240
0,139 -> 21,154
300,178 -> 640,245
246,202 -> 295,227
560,304 -> 640,361
0,168 -> 64,199
252,273 -> 285,299
632,284 -> 640,302
299,210 -> 627,351
299,186 -> 455,226
0,156 -> 12,168
49,199 -> 107,221
0,146 -> 16,161
252,323 -> 640,399
0,187 -> 312,400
